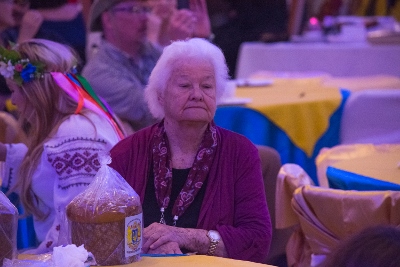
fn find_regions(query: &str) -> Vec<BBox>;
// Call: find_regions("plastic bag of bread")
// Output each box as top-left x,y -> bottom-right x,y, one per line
0,190 -> 18,266
66,156 -> 143,266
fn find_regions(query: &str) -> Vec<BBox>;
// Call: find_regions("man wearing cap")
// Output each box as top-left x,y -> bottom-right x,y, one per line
82,0 -> 211,132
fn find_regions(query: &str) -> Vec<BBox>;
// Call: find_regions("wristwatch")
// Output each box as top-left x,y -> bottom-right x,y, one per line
206,230 -> 221,256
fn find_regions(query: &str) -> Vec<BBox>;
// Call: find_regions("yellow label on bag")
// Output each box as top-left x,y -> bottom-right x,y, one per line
125,213 -> 142,258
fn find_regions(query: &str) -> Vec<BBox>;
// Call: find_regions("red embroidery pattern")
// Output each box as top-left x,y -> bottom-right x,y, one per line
46,138 -> 107,190
50,149 -> 101,176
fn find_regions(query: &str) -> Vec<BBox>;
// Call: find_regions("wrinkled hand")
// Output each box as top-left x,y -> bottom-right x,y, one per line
189,0 -> 211,38
142,222 -> 187,253
18,10 -> 43,43
145,241 -> 183,254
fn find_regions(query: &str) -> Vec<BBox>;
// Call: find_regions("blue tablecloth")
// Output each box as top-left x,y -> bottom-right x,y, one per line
327,166 -> 400,191
214,89 -> 350,184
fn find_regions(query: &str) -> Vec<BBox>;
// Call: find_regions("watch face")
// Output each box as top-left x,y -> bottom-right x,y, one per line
208,230 -> 221,240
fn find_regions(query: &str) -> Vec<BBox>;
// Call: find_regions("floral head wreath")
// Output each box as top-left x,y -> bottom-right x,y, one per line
0,45 -> 126,139
0,45 -> 46,86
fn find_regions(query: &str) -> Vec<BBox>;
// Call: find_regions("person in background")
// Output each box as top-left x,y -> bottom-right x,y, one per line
322,225 -> 400,267
147,0 -> 211,48
82,0 -> 211,132
68,0 -> 93,26
1,0 -> 59,48
0,39 -> 124,253
109,38 -> 272,262
206,0 -> 289,77
0,82 -> 26,143
30,0 -> 87,64
0,0 -> 16,46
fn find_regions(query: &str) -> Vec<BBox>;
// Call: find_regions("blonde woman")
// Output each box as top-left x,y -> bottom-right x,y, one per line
0,39 -> 124,253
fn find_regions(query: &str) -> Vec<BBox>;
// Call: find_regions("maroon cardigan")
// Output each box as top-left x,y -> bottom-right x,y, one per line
109,123 -> 272,263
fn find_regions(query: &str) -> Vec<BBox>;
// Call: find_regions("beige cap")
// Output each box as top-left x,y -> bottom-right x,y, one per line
88,0 -> 125,32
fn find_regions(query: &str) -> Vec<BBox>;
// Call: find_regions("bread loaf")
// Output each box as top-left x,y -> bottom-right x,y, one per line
67,190 -> 142,266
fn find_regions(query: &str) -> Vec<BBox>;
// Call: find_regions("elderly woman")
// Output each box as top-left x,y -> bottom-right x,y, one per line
109,38 -> 272,263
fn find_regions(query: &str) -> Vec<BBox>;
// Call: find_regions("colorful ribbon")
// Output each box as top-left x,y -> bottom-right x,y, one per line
51,72 -> 125,140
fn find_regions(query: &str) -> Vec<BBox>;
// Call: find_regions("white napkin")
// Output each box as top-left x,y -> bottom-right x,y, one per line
53,245 -> 88,267
3,245 -> 95,267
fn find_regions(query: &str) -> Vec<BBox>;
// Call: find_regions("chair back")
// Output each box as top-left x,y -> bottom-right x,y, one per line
256,145 -> 293,266
276,164 -> 400,267
340,89 -> 400,144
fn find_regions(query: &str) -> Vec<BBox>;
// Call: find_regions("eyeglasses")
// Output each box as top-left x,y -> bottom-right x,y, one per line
111,5 -> 152,15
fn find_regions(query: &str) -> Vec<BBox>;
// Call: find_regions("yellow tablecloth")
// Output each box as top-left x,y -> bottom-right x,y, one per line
235,78 -> 342,156
19,254 -> 274,267
108,255 -> 271,267
316,144 -> 400,188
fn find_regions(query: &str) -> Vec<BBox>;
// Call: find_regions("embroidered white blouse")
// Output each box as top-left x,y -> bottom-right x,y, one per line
2,110 -> 121,253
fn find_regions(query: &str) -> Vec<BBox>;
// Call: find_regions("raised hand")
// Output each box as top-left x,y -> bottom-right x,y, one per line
17,10 -> 44,43
166,9 -> 196,41
189,0 -> 211,38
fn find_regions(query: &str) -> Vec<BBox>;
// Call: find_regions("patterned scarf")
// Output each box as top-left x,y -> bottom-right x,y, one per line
151,120 -> 218,225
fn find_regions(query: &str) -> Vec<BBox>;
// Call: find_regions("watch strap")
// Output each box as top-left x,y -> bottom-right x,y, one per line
207,239 -> 219,256
206,230 -> 220,256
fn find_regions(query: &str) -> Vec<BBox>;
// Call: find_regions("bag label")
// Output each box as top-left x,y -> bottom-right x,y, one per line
125,213 -> 143,258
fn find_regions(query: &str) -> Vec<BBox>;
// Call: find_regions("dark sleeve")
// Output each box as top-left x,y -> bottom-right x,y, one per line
217,140 -> 272,263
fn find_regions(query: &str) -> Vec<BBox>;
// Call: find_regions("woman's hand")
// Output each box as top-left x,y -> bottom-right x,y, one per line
143,222 -> 188,253
142,222 -> 227,256
146,241 -> 183,254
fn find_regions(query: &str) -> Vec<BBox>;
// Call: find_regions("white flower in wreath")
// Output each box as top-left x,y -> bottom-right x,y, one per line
0,60 -> 14,78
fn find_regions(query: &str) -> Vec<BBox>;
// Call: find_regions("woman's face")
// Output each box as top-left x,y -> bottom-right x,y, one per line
160,58 -> 217,124
0,0 -> 15,29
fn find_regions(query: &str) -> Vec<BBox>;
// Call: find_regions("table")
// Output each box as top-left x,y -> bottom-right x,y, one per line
108,255 -> 272,267
316,144 -> 400,190
215,77 -> 350,184
18,254 -> 275,267
236,42 -> 400,79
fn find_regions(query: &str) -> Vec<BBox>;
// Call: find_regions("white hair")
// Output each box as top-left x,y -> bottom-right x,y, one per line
144,38 -> 229,119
